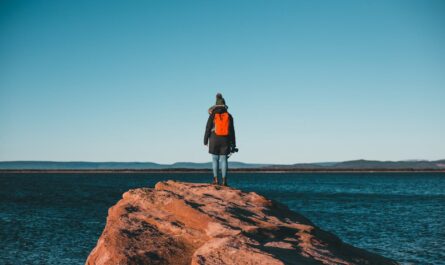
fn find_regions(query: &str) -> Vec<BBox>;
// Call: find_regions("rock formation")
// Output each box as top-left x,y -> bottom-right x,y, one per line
86,180 -> 398,265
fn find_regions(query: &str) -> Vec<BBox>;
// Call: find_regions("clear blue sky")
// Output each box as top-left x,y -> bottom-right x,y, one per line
1,0 -> 444,164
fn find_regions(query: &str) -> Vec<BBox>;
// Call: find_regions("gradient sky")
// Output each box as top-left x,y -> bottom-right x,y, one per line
1,0 -> 444,164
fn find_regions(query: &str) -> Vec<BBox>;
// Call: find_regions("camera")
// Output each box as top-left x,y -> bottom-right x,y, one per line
230,146 -> 239,153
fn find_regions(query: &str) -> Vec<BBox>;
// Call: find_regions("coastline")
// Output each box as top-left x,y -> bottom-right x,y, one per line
1,168 -> 444,174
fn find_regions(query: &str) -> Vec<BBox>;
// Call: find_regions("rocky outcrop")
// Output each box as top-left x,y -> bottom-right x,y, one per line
86,180 -> 398,265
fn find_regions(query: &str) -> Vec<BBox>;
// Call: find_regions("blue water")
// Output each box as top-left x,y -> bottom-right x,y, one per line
0,173 -> 444,265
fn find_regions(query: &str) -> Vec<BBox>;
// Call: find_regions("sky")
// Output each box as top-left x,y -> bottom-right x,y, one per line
1,0 -> 444,164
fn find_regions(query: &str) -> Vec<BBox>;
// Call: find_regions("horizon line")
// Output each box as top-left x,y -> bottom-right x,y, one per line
1,159 -> 444,165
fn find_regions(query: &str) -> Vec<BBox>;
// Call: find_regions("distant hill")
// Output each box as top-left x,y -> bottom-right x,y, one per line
0,161 -> 270,170
0,160 -> 444,170
270,160 -> 445,170
0,161 -> 165,170
330,159 -> 445,169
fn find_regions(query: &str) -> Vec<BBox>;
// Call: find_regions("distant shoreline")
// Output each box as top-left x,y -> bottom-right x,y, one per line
1,168 -> 444,174
2,159 -> 444,173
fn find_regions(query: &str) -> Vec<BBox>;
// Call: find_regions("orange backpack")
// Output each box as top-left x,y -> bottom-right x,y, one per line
214,113 -> 229,136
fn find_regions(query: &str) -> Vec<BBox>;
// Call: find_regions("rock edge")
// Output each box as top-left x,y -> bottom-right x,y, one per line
86,180 -> 398,265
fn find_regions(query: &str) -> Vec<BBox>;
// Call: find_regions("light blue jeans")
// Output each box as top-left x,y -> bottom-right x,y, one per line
212,154 -> 227,178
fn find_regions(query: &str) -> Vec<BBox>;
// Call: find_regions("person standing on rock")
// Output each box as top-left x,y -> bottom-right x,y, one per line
204,93 -> 236,186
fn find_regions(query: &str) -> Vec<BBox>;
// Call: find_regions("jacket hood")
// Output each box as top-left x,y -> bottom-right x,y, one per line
212,106 -> 228,114
208,105 -> 228,115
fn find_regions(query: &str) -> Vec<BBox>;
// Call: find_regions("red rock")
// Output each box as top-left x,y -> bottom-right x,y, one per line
86,180 -> 398,265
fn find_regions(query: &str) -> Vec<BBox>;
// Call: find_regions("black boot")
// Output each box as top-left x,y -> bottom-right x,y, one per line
222,177 -> 228,187
212,176 -> 219,185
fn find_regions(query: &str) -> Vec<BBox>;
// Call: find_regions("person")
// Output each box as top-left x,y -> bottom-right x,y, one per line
204,93 -> 236,186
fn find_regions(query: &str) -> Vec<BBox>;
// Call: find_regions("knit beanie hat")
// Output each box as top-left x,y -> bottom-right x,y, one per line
216,93 -> 226,106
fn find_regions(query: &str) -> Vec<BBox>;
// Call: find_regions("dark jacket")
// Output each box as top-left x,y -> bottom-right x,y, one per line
204,106 -> 236,155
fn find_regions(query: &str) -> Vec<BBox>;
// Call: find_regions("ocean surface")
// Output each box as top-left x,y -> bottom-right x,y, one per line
0,172 -> 444,265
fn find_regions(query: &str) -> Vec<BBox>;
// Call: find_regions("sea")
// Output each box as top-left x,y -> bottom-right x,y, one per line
0,172 -> 444,265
